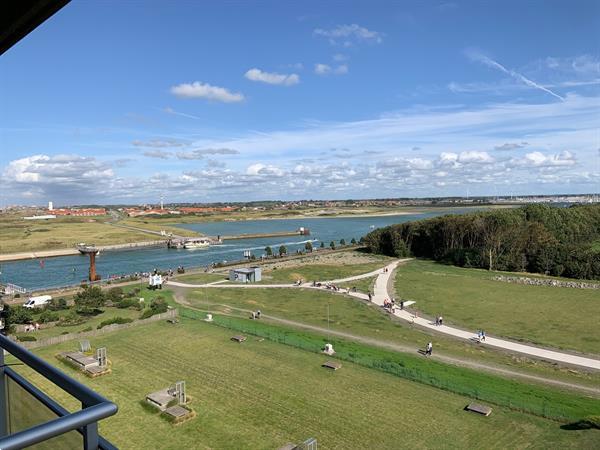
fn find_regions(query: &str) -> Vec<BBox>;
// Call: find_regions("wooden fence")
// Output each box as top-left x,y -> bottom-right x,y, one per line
19,309 -> 177,349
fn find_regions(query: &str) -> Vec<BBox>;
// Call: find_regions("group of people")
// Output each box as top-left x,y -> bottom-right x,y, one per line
477,330 -> 486,342
435,316 -> 443,326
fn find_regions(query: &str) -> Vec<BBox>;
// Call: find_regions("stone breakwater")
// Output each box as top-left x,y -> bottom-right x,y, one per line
493,275 -> 599,290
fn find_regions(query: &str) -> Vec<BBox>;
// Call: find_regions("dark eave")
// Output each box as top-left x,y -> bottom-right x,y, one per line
0,0 -> 70,56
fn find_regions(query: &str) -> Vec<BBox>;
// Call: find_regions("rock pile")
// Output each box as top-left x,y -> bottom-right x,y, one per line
493,275 -> 599,290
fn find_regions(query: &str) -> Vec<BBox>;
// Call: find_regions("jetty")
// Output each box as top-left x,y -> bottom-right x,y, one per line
220,228 -> 309,240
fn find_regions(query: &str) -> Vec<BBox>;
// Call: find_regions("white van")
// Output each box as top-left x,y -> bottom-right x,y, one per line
23,295 -> 52,309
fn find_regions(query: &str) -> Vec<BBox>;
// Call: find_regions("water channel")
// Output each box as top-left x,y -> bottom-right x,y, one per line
0,210 -> 475,291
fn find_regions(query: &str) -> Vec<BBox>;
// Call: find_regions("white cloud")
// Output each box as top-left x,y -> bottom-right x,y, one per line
176,148 -> 239,160
314,63 -> 348,75
458,151 -> 494,164
333,53 -> 348,62
334,64 -> 348,74
170,81 -> 244,103
314,24 -> 383,45
244,68 -> 300,86
246,163 -> 285,177
315,63 -> 331,75
143,150 -> 172,159
510,151 -> 576,168
133,138 -> 187,148
494,142 -> 528,151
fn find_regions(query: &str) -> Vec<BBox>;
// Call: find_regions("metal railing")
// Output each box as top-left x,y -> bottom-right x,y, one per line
0,334 -> 118,449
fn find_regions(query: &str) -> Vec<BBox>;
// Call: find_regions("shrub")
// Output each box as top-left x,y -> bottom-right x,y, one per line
80,326 -> 93,332
116,297 -> 139,309
74,285 -> 105,314
47,297 -> 68,311
38,310 -> 60,324
106,287 -> 124,303
8,306 -> 33,324
97,317 -> 133,329
17,335 -> 37,342
139,309 -> 154,319
58,310 -> 86,326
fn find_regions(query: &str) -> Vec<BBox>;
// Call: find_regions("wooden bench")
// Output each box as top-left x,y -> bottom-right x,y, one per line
231,335 -> 247,343
322,360 -> 342,370
465,403 -> 492,416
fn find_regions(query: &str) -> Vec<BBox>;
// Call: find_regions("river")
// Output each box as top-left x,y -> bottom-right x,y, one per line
0,210 -> 472,291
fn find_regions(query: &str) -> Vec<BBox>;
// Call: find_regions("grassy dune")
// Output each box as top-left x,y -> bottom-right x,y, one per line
395,260 -> 600,354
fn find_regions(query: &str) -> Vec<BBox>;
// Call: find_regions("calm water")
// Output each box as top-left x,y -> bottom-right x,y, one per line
0,210 -> 472,291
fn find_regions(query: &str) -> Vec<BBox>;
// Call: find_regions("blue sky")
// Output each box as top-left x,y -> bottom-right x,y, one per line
1,0 -> 599,205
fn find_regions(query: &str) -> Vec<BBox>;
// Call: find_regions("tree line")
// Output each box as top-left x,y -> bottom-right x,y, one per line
363,204 -> 600,280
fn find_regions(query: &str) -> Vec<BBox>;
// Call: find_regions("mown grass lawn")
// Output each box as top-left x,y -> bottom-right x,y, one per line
180,285 -> 600,388
395,260 -> 600,354
13,320 -> 599,449
259,262 -> 387,284
172,272 -> 228,284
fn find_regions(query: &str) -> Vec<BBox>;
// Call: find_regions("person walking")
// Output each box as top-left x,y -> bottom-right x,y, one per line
439,316 -> 443,326
426,342 -> 433,356
481,330 -> 486,342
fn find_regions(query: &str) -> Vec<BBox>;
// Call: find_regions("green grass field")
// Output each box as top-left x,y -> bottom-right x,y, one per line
395,260 -> 600,354
0,215 -> 154,254
259,261 -> 387,284
338,275 -> 377,293
0,214 -> 199,254
12,320 -> 599,449
173,272 -> 228,284
179,285 -> 600,388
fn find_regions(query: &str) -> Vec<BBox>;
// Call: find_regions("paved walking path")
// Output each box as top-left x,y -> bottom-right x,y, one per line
168,260 -> 600,370
363,260 -> 600,371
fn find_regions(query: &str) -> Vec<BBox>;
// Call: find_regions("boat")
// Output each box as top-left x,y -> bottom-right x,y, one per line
183,238 -> 211,249
76,243 -> 97,253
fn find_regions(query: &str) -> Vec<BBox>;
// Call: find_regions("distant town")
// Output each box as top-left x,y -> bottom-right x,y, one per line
2,193 -> 598,219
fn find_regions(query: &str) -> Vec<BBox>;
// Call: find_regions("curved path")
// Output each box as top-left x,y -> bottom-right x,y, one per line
168,260 -> 600,370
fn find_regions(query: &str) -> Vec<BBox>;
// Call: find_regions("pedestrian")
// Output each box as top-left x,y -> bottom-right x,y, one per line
400,300 -> 404,310
477,330 -> 482,342
481,330 -> 486,342
426,342 -> 433,356
368,292 -> 372,302
439,316 -> 443,326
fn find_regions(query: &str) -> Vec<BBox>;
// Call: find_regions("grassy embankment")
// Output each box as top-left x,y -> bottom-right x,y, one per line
394,260 -> 600,355
0,214 -> 189,254
13,319 -> 600,449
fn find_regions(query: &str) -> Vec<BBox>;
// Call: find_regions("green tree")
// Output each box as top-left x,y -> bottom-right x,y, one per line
330,241 -> 336,250
279,245 -> 287,256
265,246 -> 273,256
340,238 -> 346,246
350,238 -> 357,244
74,285 -> 105,314
320,241 -> 325,249
304,241 -> 313,252
6,305 -> 33,325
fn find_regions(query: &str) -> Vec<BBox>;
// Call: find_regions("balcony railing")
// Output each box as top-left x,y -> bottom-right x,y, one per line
0,334 -> 118,449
